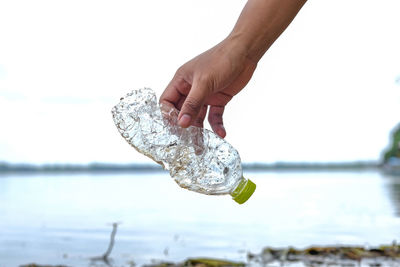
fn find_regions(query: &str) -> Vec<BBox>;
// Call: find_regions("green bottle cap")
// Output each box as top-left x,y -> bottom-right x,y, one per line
230,178 -> 256,204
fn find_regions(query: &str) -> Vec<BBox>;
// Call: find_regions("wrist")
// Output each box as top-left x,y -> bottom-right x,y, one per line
224,32 -> 262,65
226,0 -> 307,63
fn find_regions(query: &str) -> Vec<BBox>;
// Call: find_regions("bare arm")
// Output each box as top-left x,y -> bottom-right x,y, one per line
231,0 -> 307,62
160,0 -> 307,137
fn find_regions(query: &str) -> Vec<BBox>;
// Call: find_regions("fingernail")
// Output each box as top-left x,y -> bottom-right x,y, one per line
178,114 -> 191,127
217,125 -> 226,138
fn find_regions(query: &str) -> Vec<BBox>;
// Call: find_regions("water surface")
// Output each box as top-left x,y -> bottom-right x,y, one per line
1,170 -> 400,266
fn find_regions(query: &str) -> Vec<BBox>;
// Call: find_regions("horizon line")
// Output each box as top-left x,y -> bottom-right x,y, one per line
0,160 -> 381,174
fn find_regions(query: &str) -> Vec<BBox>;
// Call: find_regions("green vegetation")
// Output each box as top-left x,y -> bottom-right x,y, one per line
383,123 -> 400,163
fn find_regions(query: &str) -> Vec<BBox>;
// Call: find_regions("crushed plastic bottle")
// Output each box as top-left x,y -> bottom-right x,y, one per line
111,88 -> 256,204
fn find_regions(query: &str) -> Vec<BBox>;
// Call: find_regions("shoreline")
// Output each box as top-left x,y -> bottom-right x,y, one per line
0,161 -> 381,175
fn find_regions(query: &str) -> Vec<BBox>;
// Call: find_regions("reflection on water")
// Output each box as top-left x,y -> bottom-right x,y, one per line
384,174 -> 400,216
1,170 -> 400,266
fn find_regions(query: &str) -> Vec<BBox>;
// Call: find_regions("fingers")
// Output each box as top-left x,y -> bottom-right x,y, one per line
160,74 -> 191,109
208,106 -> 226,138
192,105 -> 208,128
178,77 -> 210,128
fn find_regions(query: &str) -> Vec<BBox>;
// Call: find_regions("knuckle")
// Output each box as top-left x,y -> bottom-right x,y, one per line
197,73 -> 210,84
184,97 -> 201,113
176,65 -> 187,75
196,74 -> 214,92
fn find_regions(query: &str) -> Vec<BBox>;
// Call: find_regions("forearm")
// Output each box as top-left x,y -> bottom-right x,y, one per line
228,0 -> 307,63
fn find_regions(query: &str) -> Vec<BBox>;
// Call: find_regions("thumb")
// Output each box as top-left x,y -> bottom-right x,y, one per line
178,77 -> 210,128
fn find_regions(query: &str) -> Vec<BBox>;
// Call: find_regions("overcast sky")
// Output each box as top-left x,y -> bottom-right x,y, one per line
0,0 -> 399,164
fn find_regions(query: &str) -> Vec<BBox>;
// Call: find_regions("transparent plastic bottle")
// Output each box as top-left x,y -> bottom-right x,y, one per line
112,88 -> 256,204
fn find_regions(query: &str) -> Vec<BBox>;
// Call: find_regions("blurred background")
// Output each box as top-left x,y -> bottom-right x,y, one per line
0,0 -> 400,266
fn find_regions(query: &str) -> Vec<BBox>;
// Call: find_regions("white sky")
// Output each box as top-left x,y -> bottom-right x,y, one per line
0,0 -> 399,164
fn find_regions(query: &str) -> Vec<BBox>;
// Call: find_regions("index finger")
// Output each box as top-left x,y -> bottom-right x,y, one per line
160,76 -> 191,109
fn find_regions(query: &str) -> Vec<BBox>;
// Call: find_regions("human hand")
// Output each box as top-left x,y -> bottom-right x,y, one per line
160,37 -> 257,138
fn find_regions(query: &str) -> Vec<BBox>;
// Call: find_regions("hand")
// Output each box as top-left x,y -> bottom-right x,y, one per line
160,0 -> 306,138
160,37 -> 257,138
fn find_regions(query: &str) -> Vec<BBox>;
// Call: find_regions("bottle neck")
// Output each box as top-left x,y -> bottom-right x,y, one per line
229,177 -> 256,204
229,176 -> 247,198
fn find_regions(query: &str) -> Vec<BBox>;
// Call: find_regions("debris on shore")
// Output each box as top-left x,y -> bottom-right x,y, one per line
146,243 -> 400,267
247,243 -> 400,266
19,243 -> 400,267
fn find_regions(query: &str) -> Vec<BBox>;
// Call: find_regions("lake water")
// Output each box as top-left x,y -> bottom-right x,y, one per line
1,170 -> 400,266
